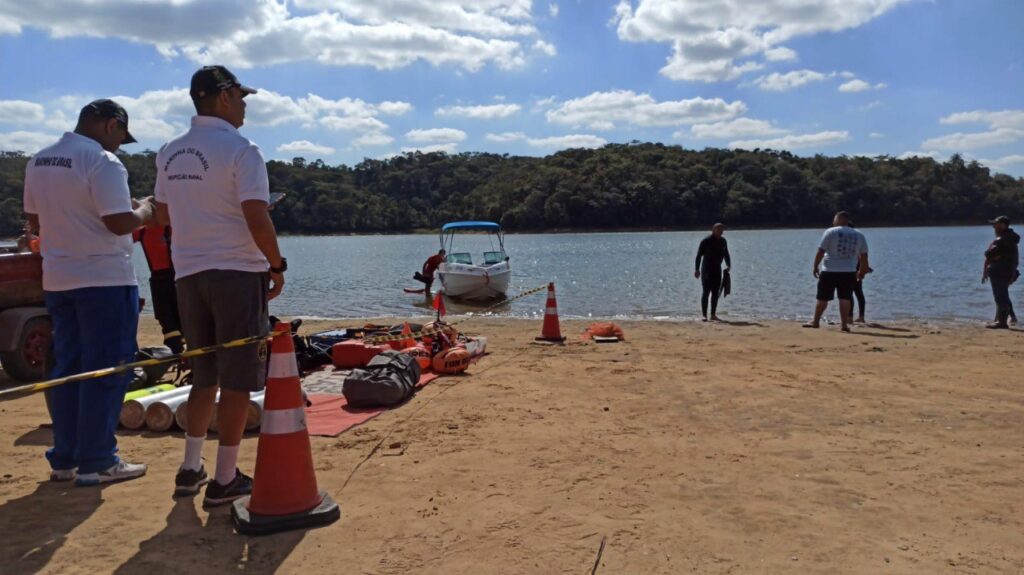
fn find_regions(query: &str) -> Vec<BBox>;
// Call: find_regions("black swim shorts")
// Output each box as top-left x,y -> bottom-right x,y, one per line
816,271 -> 857,302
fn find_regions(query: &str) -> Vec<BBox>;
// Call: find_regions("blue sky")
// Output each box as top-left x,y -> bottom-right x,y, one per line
0,0 -> 1021,175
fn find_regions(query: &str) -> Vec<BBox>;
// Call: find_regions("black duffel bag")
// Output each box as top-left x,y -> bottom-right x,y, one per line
342,350 -> 421,408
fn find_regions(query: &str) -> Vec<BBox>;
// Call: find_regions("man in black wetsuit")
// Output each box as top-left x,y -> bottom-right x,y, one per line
694,223 -> 731,321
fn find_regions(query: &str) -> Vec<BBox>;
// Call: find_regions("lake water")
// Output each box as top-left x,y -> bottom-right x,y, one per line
129,227 -> 1016,323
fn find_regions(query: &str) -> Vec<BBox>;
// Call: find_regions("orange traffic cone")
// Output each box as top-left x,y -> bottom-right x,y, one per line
397,321 -> 416,349
536,283 -> 566,342
231,322 -> 340,536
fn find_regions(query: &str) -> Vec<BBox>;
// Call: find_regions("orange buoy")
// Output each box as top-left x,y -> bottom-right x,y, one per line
401,344 -> 431,370
432,347 -> 471,374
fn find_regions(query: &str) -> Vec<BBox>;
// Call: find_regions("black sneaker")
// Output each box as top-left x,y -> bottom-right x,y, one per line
174,465 -> 209,496
203,469 -> 253,508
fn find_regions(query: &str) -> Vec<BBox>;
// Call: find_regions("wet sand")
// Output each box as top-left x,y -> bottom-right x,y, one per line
0,316 -> 1022,574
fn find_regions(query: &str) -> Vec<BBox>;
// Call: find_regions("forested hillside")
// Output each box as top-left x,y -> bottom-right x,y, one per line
2,144 -> 1021,237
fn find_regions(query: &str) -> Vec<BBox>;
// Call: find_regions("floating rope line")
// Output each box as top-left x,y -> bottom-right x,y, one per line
363,283 -> 550,344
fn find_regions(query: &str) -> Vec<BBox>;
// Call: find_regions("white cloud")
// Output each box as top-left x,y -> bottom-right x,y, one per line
105,89 -> 195,141
0,130 -> 58,154
764,46 -> 796,61
838,78 -> 886,92
0,100 -> 46,124
485,132 -> 527,142
729,130 -> 850,150
940,109 -> 1024,129
405,128 -> 468,143
526,134 -> 607,149
533,39 -> 557,56
753,69 -> 830,92
546,90 -> 745,130
353,132 -> 395,147
321,115 -> 390,132
402,143 -> 459,154
981,154 -> 1024,172
277,140 -> 336,156
436,103 -> 521,119
377,101 -> 414,116
898,150 -> 942,160
870,132 -> 885,139
922,128 -> 1024,151
549,3 -> 559,17
613,0 -> 914,82
246,90 -> 313,127
483,131 -> 607,149
0,1 -> 547,72
293,0 -> 536,37
921,109 -> 1024,156
1,90 -> 412,151
689,118 -> 786,139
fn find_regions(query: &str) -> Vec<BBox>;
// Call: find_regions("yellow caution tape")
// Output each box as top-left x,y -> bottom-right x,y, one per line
0,330 -> 287,398
364,284 -> 550,344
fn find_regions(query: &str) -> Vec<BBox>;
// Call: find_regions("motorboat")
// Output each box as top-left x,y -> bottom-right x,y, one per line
437,221 -> 511,300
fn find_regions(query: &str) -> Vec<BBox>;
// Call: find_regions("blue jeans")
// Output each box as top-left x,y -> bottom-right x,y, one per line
44,286 -> 139,473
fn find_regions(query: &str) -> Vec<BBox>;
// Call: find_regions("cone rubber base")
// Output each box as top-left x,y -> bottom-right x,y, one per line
231,492 -> 340,536
535,336 -> 566,342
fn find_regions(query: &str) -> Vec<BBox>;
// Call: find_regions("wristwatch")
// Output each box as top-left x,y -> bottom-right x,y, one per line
270,257 -> 288,274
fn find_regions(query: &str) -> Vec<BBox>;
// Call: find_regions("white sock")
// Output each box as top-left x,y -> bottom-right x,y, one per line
215,445 -> 240,485
182,435 -> 205,471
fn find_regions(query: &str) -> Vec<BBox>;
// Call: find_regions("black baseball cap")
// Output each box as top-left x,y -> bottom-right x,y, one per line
79,99 -> 136,144
989,215 -> 1011,225
190,65 -> 257,100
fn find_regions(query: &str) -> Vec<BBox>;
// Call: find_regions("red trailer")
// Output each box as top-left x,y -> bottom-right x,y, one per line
0,251 -> 51,381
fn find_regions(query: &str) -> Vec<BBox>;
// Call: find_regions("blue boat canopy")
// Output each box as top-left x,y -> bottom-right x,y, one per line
441,221 -> 501,232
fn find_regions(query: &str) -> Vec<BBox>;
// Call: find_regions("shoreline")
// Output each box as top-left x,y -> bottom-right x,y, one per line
272,221 -> 994,238
136,310 -> 1004,331
2,316 -> 1021,573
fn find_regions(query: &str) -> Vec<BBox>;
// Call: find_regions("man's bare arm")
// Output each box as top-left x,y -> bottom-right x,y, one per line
813,248 -> 825,277
101,198 -> 155,236
241,199 -> 285,300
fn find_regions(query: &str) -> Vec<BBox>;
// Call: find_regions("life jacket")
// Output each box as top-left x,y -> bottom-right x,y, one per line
134,225 -> 173,273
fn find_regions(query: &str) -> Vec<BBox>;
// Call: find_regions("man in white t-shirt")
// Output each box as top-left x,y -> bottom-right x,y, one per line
155,65 -> 286,506
804,211 -> 869,332
23,99 -> 155,486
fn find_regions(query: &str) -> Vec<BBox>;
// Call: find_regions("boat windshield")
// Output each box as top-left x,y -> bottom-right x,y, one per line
441,222 -> 507,266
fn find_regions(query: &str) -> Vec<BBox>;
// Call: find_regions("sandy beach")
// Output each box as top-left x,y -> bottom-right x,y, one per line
0,315 -> 1022,574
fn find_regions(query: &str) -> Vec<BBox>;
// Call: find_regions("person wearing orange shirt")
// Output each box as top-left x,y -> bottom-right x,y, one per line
414,249 -> 446,292
133,223 -> 183,353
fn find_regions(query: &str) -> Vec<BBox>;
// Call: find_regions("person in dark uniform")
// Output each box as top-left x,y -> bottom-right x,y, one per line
694,223 -> 731,322
133,223 -> 184,353
983,216 -> 1020,329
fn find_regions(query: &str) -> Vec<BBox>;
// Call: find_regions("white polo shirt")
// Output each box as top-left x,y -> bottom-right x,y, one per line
155,116 -> 270,280
23,132 -> 137,291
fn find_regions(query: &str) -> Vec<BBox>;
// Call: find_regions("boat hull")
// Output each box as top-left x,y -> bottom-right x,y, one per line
438,262 -> 511,300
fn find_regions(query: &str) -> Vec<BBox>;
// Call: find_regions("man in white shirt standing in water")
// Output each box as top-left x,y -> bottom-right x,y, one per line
804,211 -> 869,333
155,65 -> 286,506
23,99 -> 155,485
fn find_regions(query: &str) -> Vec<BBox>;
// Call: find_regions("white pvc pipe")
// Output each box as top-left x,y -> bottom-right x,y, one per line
120,386 -> 190,430
145,392 -> 192,432
175,390 -> 219,432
